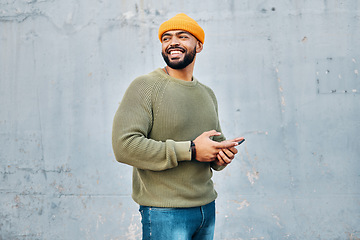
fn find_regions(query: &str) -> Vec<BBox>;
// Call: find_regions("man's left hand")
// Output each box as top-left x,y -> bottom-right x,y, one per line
214,138 -> 243,166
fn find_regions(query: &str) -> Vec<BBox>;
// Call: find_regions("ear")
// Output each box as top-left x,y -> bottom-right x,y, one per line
196,41 -> 203,53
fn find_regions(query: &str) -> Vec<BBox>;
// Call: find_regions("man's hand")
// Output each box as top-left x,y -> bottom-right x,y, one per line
214,137 -> 244,166
193,130 -> 239,162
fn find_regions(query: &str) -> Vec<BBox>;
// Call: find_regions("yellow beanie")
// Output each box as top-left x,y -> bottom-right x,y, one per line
158,13 -> 205,44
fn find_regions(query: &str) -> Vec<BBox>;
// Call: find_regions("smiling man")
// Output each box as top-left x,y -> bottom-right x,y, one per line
112,13 -> 243,240
161,30 -> 199,71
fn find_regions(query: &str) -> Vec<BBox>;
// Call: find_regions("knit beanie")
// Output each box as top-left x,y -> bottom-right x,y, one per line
158,13 -> 205,44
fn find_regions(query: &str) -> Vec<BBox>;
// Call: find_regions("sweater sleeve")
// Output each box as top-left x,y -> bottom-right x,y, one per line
112,77 -> 192,171
206,86 -> 227,172
210,122 -> 227,171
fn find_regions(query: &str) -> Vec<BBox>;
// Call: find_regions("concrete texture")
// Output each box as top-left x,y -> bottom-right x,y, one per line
1,0 -> 359,239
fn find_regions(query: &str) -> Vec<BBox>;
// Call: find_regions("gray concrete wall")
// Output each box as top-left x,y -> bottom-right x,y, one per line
1,0 -> 359,239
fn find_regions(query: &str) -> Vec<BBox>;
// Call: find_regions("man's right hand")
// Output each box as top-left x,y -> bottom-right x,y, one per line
193,130 -> 239,162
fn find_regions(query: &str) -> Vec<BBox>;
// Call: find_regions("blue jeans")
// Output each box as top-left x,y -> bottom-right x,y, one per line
139,201 -> 215,240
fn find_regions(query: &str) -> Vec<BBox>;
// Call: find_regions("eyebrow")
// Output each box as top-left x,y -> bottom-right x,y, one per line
162,31 -> 191,38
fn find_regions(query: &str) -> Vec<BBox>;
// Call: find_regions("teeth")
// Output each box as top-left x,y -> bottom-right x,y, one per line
170,51 -> 182,55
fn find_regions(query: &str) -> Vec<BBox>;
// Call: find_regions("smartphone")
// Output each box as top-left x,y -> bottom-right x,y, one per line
237,139 -> 245,145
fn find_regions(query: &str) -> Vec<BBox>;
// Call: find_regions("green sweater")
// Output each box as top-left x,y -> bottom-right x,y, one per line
112,68 -> 226,208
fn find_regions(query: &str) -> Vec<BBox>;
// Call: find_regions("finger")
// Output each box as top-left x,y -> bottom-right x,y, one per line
227,147 -> 238,155
222,148 -> 235,159
217,153 -> 230,166
218,150 -> 232,164
216,140 -> 238,149
228,137 -> 244,143
216,154 -> 227,166
214,159 -> 224,166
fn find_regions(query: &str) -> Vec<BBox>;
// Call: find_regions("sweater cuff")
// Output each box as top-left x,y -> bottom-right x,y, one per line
211,162 -> 226,171
174,141 -> 192,161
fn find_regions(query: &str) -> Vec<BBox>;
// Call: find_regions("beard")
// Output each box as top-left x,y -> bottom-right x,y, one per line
162,46 -> 197,70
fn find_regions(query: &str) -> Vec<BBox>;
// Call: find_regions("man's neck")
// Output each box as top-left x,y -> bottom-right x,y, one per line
165,62 -> 195,82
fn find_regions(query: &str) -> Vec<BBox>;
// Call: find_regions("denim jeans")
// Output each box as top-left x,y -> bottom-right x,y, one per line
139,201 -> 215,240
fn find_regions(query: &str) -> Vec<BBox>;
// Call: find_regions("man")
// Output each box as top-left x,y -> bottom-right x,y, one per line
112,13 -> 243,240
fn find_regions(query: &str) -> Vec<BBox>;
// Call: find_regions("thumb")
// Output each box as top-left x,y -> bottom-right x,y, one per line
204,130 -> 222,138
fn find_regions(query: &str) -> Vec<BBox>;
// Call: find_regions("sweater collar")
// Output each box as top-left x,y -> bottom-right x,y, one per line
156,68 -> 198,86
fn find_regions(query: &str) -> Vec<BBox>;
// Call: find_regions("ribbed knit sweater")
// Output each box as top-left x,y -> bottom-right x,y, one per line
112,68 -> 226,208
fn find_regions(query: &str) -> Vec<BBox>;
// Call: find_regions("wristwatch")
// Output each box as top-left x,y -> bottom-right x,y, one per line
190,141 -> 196,160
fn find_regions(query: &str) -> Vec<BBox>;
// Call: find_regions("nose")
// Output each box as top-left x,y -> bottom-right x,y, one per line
169,37 -> 180,47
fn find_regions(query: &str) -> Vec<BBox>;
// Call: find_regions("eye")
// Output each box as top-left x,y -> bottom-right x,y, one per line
162,36 -> 171,42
